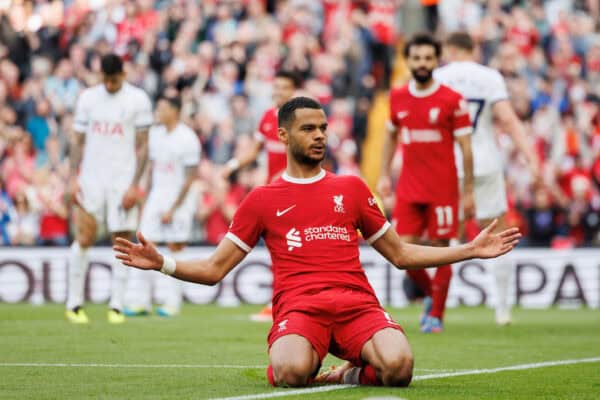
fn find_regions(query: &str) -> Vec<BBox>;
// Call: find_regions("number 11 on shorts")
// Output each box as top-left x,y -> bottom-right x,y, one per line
435,206 -> 453,228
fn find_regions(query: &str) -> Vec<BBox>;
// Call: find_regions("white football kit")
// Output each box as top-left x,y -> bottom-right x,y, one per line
139,122 -> 201,243
73,82 -> 153,231
434,61 -> 509,219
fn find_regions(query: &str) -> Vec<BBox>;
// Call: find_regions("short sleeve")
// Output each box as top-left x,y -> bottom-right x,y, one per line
254,112 -> 268,142
388,90 -> 401,131
73,91 -> 90,133
148,127 -> 159,161
182,132 -> 201,166
352,177 -> 391,244
452,96 -> 473,137
135,92 -> 153,131
488,71 -> 509,104
225,190 -> 264,252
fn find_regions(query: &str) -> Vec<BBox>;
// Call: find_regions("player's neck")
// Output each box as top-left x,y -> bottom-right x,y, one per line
164,120 -> 178,132
414,79 -> 435,91
284,162 -> 323,180
452,54 -> 473,62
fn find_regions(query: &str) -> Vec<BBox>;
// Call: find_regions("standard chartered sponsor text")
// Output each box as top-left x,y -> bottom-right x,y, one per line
303,225 -> 351,242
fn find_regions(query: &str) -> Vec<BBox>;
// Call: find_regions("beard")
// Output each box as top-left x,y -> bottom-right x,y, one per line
411,68 -> 433,84
289,140 -> 325,167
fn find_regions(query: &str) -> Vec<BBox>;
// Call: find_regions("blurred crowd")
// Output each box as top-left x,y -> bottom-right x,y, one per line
0,0 -> 598,247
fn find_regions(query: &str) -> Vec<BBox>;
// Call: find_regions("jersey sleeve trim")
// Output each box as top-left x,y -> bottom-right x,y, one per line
366,221 -> 391,245
135,124 -> 152,132
386,120 -> 397,133
253,131 -> 265,142
453,127 -> 472,137
73,121 -> 88,133
225,232 -> 252,252
489,96 -> 509,105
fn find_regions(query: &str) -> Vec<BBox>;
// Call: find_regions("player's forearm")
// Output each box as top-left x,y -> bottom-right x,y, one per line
169,174 -> 196,213
459,137 -> 474,191
167,258 -> 223,286
69,135 -> 84,176
133,131 -> 149,185
395,241 -> 476,269
227,142 -> 262,172
380,127 -> 397,177
506,117 -> 539,167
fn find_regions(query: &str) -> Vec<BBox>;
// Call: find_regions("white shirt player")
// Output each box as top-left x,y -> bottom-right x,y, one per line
73,82 -> 153,186
434,61 -> 509,177
146,122 -> 201,211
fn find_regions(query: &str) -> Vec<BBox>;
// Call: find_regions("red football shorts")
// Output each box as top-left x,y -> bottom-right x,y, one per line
268,287 -> 404,366
392,198 -> 458,240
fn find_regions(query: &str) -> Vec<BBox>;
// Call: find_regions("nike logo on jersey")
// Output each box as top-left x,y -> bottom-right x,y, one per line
397,111 -> 409,119
276,205 -> 296,217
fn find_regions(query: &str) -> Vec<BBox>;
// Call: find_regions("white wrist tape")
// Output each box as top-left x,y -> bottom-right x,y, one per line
160,255 -> 176,275
226,158 -> 240,171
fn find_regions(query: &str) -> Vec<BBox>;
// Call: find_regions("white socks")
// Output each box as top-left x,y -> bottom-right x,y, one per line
125,267 -> 153,312
109,257 -> 129,311
492,253 -> 513,321
66,242 -> 89,310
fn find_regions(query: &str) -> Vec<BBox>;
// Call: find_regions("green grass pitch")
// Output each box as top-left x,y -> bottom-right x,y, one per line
1,304 -> 599,399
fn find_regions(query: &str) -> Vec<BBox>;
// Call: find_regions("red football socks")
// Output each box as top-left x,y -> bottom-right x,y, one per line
359,364 -> 382,386
430,265 -> 452,319
406,269 -> 432,296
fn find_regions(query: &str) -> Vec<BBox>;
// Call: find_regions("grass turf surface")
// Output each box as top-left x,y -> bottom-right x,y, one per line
1,304 -> 599,399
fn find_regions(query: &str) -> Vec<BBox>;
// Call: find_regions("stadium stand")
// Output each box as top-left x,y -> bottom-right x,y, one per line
0,0 -> 598,247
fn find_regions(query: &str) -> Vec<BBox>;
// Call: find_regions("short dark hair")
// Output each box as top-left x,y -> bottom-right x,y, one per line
278,96 -> 322,129
158,94 -> 182,111
446,31 -> 475,52
101,54 -> 124,75
275,70 -> 302,88
403,33 -> 442,58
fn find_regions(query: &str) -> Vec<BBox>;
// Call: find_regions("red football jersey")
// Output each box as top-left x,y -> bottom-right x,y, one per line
389,80 -> 472,202
226,170 -> 390,308
254,107 -> 287,183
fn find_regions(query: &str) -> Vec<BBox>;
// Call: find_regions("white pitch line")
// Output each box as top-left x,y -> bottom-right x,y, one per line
0,363 -> 265,369
210,384 -> 357,400
412,357 -> 600,381
210,357 -> 600,400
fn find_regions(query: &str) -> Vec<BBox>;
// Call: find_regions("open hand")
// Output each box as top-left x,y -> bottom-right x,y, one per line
471,219 -> 521,259
113,231 -> 162,270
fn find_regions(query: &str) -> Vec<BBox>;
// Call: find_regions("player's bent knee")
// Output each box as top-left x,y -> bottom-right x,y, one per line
272,361 -> 314,387
380,354 -> 414,387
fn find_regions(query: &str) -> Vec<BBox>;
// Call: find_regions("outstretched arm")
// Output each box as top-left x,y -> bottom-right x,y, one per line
371,219 -> 520,269
113,232 -> 247,285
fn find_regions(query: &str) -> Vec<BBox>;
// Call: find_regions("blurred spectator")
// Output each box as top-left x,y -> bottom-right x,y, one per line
0,178 -> 12,245
2,135 -> 35,199
7,191 -> 38,246
36,169 -> 68,246
523,187 -> 565,247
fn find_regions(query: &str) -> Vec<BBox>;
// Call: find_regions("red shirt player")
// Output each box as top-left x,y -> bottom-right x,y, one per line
114,97 -> 520,388
223,70 -> 301,322
378,33 -> 475,333
223,70 -> 300,184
